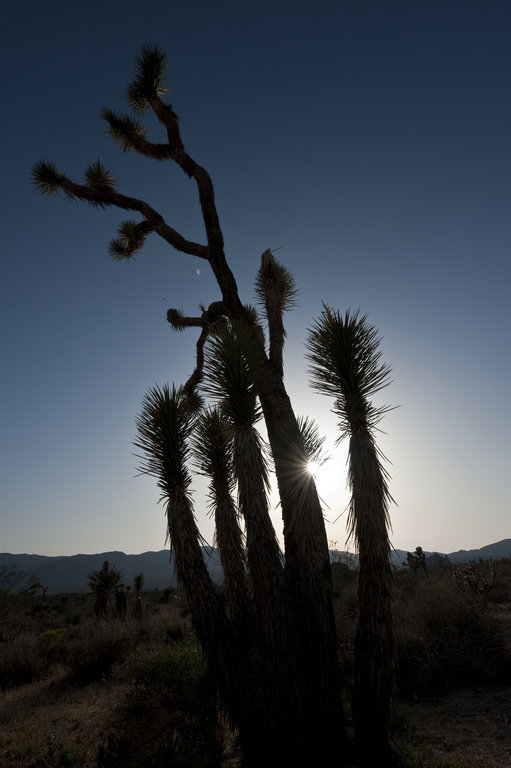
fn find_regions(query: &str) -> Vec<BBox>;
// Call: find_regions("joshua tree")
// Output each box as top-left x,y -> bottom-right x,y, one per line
404,546 -> 428,576
200,322 -> 298,724
31,44 -> 399,764
191,407 -> 250,639
307,306 -> 396,764
134,383 -> 278,765
87,560 -> 124,619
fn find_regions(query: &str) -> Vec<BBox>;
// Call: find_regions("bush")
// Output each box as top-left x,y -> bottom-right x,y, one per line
0,631 -> 48,689
124,635 -> 204,692
394,569 -> 511,697
66,618 -> 134,682
98,637 -> 221,768
39,627 -> 68,664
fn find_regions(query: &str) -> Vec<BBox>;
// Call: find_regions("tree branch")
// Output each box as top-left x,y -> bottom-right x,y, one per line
167,302 -> 228,394
33,163 -> 208,259
102,108 -> 174,159
149,97 -> 225,253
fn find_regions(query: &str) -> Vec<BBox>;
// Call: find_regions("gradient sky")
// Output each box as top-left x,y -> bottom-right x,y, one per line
1,0 -> 509,557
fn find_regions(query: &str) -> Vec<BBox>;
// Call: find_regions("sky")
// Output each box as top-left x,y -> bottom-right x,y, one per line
1,0 -> 510,558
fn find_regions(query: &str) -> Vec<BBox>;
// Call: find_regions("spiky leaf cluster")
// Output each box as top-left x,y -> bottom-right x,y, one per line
202,323 -> 262,428
192,408 -> 235,505
84,160 -> 116,191
87,562 -> 124,593
109,219 -> 151,261
127,44 -> 168,112
167,308 -> 189,331
135,384 -> 195,502
255,250 -> 298,316
306,306 -> 392,437
102,108 -> 146,151
31,161 -> 67,197
296,415 -> 328,466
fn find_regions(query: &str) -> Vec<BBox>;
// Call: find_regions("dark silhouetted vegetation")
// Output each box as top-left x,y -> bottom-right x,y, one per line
0,560 -> 510,766
30,44 -> 510,767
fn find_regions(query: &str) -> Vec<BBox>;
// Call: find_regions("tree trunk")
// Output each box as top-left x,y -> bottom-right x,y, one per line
349,431 -> 395,764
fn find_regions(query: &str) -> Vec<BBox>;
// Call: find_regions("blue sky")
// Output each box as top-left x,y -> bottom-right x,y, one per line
1,0 -> 509,557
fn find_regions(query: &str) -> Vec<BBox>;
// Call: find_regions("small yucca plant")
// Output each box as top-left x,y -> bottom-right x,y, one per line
87,560 -> 124,619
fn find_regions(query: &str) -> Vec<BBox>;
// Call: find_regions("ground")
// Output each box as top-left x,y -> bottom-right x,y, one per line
407,687 -> 511,768
1,676 -> 510,767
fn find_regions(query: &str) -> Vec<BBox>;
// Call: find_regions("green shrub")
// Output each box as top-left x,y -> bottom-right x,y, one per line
98,637 -> 220,768
124,635 -> 204,693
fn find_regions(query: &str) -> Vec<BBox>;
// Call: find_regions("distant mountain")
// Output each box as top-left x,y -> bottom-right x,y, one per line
387,540 -> 509,570
446,539 -> 511,563
0,549 -> 223,594
1,540 -> 509,594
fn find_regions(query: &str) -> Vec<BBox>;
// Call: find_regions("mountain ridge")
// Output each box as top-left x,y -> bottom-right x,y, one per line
1,540 -> 509,594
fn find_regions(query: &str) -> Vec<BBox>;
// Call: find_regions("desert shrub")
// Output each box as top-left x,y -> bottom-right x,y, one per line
451,560 -> 497,601
39,627 -> 68,664
0,631 -> 48,689
394,569 -> 511,697
129,602 -> 187,648
98,636 -> 221,768
124,634 -> 204,692
66,618 -> 135,682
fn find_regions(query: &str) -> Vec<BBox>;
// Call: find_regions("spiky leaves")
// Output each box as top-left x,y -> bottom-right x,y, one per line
135,384 -> 194,507
349,430 -> 396,763
84,160 -> 116,192
31,161 -> 68,197
33,45 -> 351,762
192,409 -> 249,633
255,249 -> 298,378
102,109 -> 147,152
134,384 -> 269,756
109,219 -> 154,261
255,249 -> 298,316
200,325 -> 277,570
307,305 -> 392,438
127,44 -> 168,113
87,560 -> 124,619
297,415 -> 328,468
192,408 -> 235,501
306,306 -> 396,763
32,159 -> 115,204
200,323 -> 297,727
202,322 -> 264,430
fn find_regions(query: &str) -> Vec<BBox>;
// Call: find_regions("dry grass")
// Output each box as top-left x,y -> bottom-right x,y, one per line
0,561 -> 510,767
0,672 -> 130,767
0,593 -> 223,767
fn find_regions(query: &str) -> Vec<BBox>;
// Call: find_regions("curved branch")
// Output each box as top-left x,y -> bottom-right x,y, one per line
167,302 -> 228,395
150,97 -> 224,253
102,108 -> 173,159
183,325 -> 210,397
56,175 -> 207,259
